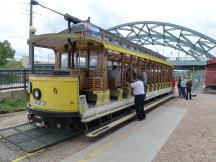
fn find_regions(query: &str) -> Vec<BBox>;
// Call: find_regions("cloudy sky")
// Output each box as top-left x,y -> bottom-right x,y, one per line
0,0 -> 216,62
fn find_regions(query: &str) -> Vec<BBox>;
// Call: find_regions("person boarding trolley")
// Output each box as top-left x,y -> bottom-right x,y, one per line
129,74 -> 146,121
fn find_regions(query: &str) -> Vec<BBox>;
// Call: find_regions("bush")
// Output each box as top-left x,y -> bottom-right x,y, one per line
0,98 -> 27,114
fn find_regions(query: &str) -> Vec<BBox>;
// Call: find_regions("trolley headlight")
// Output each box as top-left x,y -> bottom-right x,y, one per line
33,88 -> 42,100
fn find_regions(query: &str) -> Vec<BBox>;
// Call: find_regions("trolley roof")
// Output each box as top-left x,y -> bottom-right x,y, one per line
28,33 -> 173,66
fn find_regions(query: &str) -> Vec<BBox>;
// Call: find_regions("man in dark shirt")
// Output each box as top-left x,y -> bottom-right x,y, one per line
177,77 -> 181,97
186,79 -> 192,100
109,65 -> 121,87
140,68 -> 147,99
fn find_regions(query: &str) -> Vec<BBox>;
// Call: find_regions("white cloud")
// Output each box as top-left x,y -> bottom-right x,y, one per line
0,0 -> 216,61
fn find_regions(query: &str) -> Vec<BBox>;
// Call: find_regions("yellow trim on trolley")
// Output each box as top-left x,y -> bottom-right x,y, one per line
28,33 -> 173,66
103,43 -> 172,66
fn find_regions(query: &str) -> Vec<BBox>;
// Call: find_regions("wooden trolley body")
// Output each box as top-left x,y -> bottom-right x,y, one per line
27,24 -> 173,132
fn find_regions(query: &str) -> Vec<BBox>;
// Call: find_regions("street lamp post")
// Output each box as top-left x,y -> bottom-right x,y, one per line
28,0 -> 39,73
28,0 -> 33,71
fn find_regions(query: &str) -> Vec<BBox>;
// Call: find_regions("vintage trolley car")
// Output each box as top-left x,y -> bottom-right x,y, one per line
27,20 -> 174,136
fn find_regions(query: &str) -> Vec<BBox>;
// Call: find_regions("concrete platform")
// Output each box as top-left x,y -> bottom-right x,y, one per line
62,105 -> 187,162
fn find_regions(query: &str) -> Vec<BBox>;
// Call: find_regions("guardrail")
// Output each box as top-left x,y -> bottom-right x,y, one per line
0,69 -> 53,90
168,57 -> 207,61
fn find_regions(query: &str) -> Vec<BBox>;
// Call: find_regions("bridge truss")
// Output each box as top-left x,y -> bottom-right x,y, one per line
108,21 -> 216,60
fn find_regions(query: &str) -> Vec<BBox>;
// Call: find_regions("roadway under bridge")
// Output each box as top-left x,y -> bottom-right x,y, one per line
169,60 -> 207,70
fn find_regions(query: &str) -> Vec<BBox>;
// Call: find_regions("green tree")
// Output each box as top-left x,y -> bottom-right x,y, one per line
0,40 -> 15,65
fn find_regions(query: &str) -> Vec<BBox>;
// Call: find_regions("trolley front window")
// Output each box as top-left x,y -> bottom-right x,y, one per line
90,55 -> 98,68
60,53 -> 68,70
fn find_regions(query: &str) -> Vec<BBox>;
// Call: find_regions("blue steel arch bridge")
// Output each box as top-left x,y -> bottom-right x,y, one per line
108,21 -> 216,70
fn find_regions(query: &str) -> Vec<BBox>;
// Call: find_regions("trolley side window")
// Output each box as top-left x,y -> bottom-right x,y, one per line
107,60 -> 112,70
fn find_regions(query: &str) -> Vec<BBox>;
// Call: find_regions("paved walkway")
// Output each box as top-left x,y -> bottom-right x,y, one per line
62,104 -> 187,162
153,93 -> 216,162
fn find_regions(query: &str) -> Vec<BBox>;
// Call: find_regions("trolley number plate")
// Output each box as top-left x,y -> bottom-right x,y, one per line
33,99 -> 47,106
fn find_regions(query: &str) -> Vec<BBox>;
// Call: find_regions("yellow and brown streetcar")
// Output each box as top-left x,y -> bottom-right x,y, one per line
27,19 -> 174,137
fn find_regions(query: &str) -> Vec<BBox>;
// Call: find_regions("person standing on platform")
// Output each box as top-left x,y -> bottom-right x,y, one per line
129,74 -> 146,120
109,65 -> 121,87
177,76 -> 182,97
171,77 -> 176,91
186,79 -> 192,100
141,68 -> 148,99
180,77 -> 186,97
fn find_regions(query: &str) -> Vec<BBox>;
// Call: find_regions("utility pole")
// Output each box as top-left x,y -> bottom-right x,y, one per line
27,0 -> 82,73
29,0 -> 35,73
29,0 -> 33,38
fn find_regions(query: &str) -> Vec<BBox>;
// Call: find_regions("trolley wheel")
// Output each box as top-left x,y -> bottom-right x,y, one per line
27,113 -> 34,124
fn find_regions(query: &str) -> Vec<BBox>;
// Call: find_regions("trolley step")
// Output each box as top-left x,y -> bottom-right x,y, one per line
86,112 -> 136,138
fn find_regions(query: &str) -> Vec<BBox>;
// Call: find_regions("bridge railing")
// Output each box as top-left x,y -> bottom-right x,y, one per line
168,57 -> 207,61
0,69 -> 52,90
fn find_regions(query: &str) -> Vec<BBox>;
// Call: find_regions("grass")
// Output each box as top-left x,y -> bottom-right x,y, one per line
0,60 -> 24,69
0,98 -> 27,114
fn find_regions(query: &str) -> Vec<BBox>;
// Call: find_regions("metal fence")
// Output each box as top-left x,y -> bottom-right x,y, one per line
191,70 -> 204,91
173,70 -> 204,92
0,69 -> 53,90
